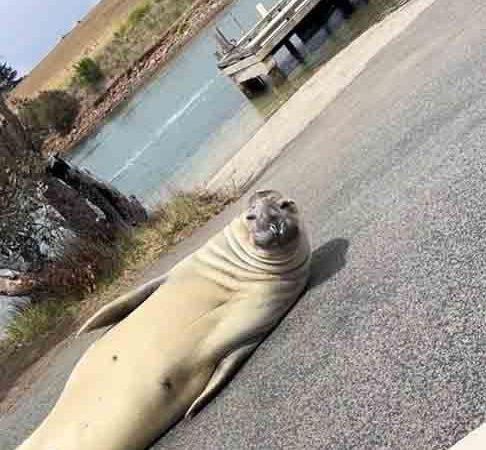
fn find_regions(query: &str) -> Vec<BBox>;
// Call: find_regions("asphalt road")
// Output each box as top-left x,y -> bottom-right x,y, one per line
2,0 -> 485,448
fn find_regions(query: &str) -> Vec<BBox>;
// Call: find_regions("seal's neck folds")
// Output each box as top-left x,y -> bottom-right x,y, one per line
224,217 -> 310,274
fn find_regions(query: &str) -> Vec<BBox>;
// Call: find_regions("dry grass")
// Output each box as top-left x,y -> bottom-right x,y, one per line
5,300 -> 79,345
4,190 -> 236,346
13,0 -> 200,98
95,0 -> 196,79
121,190 -> 233,265
13,0 -> 145,98
0,189 -> 238,406
89,190 -> 237,308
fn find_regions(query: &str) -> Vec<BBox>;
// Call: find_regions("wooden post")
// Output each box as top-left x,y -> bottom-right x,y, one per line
333,0 -> 355,17
239,77 -> 267,98
269,66 -> 288,87
284,38 -> 306,63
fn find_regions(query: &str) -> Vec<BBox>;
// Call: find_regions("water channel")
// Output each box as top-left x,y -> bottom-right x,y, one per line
68,0 -> 412,208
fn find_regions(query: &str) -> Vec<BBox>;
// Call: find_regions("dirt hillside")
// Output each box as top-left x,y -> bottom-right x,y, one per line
13,0 -> 145,98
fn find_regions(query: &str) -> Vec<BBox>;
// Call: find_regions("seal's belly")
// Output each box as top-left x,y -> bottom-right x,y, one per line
35,277 -> 226,450
39,357 -> 210,450
68,275 -> 228,387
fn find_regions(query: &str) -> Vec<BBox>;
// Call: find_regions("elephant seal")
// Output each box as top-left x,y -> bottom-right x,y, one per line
17,189 -> 311,450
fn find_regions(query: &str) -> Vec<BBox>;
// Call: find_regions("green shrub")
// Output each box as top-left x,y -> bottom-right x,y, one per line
73,57 -> 103,87
18,90 -> 80,137
128,2 -> 152,28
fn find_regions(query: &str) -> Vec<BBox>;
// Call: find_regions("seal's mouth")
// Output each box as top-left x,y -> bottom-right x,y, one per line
253,219 -> 296,248
271,221 -> 287,237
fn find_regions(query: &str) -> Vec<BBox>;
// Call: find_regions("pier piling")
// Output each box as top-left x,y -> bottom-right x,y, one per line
215,0 -> 358,96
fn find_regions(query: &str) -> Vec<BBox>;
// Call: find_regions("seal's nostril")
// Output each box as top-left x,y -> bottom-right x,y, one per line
270,223 -> 279,236
279,222 -> 287,235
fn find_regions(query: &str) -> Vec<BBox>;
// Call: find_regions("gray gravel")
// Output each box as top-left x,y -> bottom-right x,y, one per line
2,0 -> 485,449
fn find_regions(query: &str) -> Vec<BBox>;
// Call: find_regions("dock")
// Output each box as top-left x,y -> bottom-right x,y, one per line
215,0 -> 356,95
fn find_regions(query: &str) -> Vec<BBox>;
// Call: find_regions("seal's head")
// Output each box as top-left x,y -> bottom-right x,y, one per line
244,190 -> 300,250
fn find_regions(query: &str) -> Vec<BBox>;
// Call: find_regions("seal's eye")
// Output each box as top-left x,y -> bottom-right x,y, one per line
246,213 -> 257,220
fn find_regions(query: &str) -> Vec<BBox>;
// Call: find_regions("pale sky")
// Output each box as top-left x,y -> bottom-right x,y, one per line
0,0 -> 102,75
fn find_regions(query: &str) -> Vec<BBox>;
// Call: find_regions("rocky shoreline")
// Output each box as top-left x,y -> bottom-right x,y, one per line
43,0 -> 234,156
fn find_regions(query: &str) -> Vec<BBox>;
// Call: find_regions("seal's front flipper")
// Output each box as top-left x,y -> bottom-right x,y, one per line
76,274 -> 167,336
185,342 -> 259,419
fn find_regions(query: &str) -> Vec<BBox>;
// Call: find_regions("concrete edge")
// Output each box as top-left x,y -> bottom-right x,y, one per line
448,422 -> 486,450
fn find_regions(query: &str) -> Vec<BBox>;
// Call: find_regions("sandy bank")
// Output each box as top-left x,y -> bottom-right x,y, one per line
207,0 -> 439,192
42,0 -> 234,155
